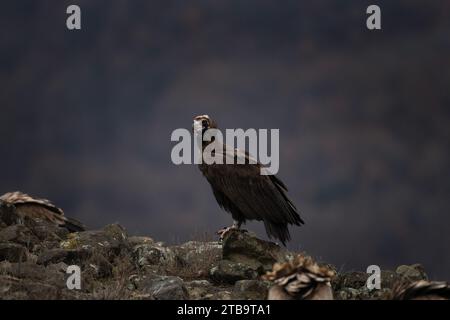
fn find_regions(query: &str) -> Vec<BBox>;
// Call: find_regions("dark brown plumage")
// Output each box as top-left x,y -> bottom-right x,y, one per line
0,191 -> 85,232
391,280 -> 450,300
193,114 -> 304,245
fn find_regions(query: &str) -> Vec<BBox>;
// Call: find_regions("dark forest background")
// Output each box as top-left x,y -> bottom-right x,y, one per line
1,1 -> 449,279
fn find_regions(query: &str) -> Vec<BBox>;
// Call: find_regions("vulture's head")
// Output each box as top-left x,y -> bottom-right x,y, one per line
192,114 -> 217,135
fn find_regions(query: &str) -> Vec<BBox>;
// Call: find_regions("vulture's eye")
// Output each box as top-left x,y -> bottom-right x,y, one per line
202,120 -> 209,127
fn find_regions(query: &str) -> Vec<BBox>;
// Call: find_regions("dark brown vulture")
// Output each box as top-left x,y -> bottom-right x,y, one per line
263,254 -> 335,300
193,114 -> 304,245
0,191 -> 85,232
391,280 -> 450,300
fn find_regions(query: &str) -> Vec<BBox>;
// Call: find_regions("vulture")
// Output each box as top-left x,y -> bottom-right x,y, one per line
193,114 -> 303,245
0,191 -> 85,232
263,254 -> 335,300
390,280 -> 450,300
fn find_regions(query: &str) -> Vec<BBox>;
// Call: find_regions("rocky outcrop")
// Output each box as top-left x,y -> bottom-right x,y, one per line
209,230 -> 292,285
0,204 -> 445,300
134,275 -> 188,300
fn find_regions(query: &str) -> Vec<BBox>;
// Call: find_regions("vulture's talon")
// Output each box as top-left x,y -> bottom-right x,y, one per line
217,225 -> 239,239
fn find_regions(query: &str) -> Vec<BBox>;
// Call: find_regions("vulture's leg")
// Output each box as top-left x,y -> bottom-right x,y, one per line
217,220 -> 241,239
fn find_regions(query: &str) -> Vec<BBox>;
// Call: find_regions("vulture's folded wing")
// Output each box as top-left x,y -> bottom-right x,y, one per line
201,145 -> 303,243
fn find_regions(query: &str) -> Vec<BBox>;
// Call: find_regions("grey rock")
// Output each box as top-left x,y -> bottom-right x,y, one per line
335,287 -> 392,300
396,264 -> 428,281
137,275 -> 188,300
335,287 -> 362,300
173,241 -> 222,266
133,243 -> 175,267
171,241 -> 222,278
86,253 -> 114,278
222,229 -> 291,272
0,243 -> 28,262
0,275 -> 61,300
0,261 -> 65,288
333,270 -> 402,291
332,271 -> 368,290
210,259 -> 259,284
60,224 -> 128,257
0,225 -> 38,247
380,270 -> 403,288
232,280 -> 270,300
37,248 -> 90,266
26,219 -> 69,242
368,288 -> 392,300
37,248 -> 68,265
185,280 -> 213,299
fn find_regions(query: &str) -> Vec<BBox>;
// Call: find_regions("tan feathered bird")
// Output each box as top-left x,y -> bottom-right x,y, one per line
0,191 -> 85,232
263,254 -> 335,300
391,280 -> 450,300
